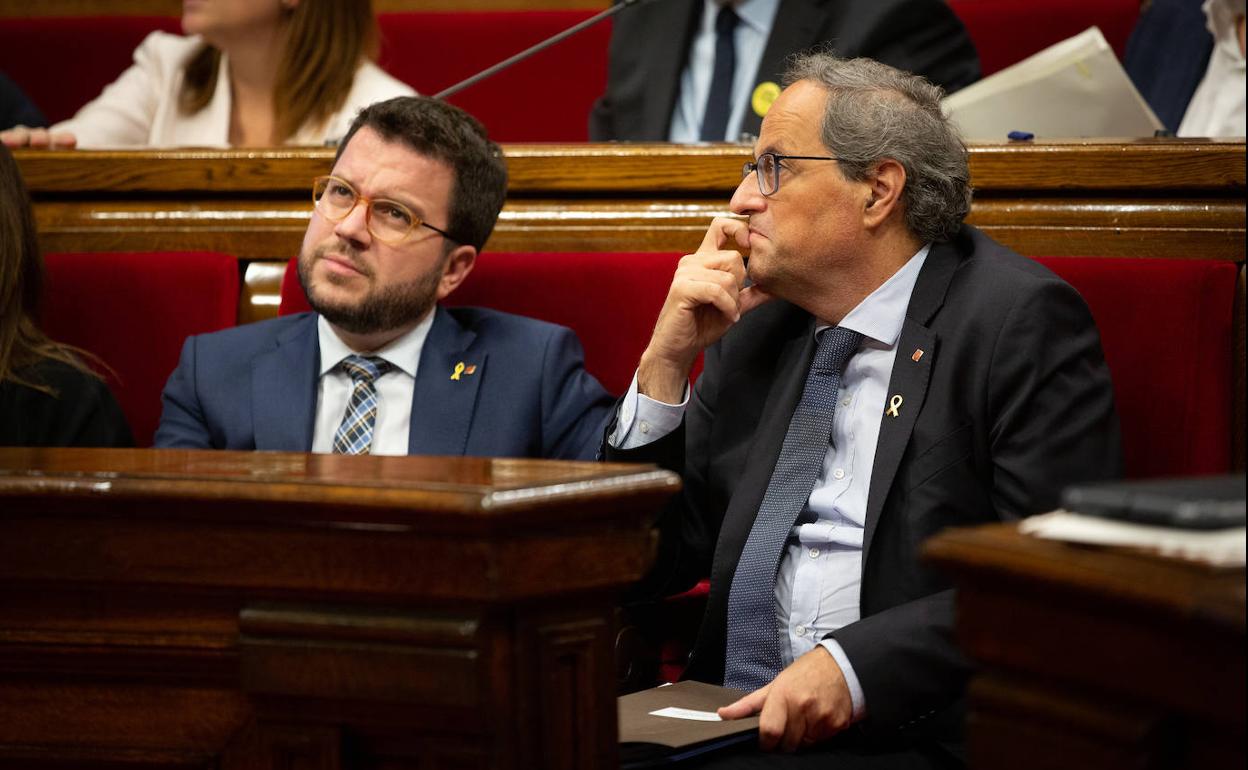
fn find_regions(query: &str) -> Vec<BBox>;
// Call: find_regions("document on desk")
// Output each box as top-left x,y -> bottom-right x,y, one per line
1021,511 -> 1245,566
619,680 -> 758,767
942,26 -> 1163,139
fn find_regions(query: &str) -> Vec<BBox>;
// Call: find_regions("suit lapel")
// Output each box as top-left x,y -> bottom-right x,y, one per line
862,243 -> 960,558
742,0 -> 829,137
709,319 -> 816,600
642,0 -> 703,138
251,314 -> 319,451
408,307 -> 484,456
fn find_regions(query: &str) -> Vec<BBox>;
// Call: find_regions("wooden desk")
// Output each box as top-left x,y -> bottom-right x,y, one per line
924,523 -> 1246,770
0,448 -> 680,770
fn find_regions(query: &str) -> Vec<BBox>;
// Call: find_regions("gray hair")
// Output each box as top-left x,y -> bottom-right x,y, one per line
783,53 -> 971,243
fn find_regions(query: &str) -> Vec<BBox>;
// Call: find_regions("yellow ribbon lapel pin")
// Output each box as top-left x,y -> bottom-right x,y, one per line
450,362 -> 478,381
885,395 -> 903,418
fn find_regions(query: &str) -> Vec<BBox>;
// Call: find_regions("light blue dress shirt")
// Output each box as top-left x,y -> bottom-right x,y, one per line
669,0 -> 780,142
611,245 -> 931,719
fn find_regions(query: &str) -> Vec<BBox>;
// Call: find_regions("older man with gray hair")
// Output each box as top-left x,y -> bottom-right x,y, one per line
606,53 -> 1122,767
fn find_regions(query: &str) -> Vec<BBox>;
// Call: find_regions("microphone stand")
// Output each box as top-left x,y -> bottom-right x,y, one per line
434,0 -> 644,100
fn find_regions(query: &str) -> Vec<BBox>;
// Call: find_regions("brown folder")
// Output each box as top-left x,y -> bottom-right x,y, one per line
618,681 -> 759,766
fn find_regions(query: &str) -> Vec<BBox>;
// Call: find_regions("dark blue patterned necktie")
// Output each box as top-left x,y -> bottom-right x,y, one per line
332,355 -> 392,455
700,3 -> 740,141
724,327 -> 863,690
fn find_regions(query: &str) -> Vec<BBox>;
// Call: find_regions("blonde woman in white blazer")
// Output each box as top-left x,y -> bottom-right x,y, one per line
2,0 -> 413,149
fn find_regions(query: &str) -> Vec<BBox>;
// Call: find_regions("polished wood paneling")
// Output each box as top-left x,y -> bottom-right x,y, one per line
0,449 -> 679,770
18,140 -> 1246,260
924,523 -> 1246,770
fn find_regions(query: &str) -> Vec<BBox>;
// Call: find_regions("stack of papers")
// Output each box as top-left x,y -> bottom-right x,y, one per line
1020,510 -> 1246,567
942,26 -> 1164,139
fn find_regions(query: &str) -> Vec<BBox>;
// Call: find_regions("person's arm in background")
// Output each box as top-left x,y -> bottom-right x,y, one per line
1,30 -> 175,149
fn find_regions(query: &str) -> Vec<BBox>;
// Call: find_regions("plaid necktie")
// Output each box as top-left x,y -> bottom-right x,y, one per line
331,355 -> 393,455
724,327 -> 862,691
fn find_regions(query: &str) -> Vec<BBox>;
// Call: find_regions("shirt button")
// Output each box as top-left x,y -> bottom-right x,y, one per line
842,397 -> 851,407
795,625 -> 807,637
639,420 -> 651,434
833,468 -> 845,480
809,548 -> 820,558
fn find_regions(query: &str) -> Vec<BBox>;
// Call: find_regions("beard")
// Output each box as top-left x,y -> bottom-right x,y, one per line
297,242 -> 444,336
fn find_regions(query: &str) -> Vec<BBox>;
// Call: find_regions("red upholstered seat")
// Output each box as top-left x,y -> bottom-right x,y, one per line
949,0 -> 1139,75
41,251 -> 239,447
376,11 -> 608,142
280,252 -> 683,397
0,16 -> 181,124
1035,257 -> 1235,478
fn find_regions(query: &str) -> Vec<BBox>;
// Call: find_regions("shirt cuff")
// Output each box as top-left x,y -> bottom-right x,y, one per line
607,370 -> 689,449
819,638 -> 866,722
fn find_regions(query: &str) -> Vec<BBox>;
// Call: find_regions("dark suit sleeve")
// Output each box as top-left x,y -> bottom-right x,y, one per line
538,326 -> 617,460
855,0 -> 981,94
153,335 -> 214,449
831,278 -> 1121,731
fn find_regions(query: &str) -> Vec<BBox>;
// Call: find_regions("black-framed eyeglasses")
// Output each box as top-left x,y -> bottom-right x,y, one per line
742,152 -> 842,196
312,175 -> 456,245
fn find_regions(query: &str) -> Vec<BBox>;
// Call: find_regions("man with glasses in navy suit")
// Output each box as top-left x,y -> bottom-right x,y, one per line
156,96 -> 613,459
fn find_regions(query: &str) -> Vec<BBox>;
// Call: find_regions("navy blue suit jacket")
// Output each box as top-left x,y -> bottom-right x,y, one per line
155,306 -> 615,459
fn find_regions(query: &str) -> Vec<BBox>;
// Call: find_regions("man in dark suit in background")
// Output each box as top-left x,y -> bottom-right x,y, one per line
590,0 -> 980,142
605,53 -> 1121,767
156,96 -> 613,458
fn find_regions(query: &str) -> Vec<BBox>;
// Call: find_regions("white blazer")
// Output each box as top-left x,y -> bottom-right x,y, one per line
54,32 -> 416,148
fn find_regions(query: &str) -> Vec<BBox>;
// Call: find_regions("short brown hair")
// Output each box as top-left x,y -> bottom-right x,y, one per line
180,0 -> 379,143
337,96 -> 508,251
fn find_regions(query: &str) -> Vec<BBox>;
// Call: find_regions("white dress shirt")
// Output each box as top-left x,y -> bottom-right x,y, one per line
1178,0 -> 1246,137
311,312 -> 435,455
669,0 -> 780,142
611,245 -> 931,719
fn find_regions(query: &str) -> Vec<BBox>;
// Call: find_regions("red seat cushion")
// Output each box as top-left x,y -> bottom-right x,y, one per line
1035,257 -> 1235,478
0,16 -> 182,124
41,252 -> 239,447
281,252 -> 683,396
377,11 -> 608,142
949,0 -> 1139,75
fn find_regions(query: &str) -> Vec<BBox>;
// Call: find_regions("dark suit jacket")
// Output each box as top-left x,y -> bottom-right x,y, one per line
1123,0 -> 1214,133
590,0 -> 981,141
155,306 -> 615,460
605,226 -> 1122,749
0,358 -> 133,447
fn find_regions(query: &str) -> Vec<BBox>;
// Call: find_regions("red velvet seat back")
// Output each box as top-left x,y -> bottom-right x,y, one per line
280,252 -> 682,397
0,16 -> 182,124
41,252 -> 240,447
375,11 -> 608,142
948,0 -> 1139,75
1034,257 -> 1235,478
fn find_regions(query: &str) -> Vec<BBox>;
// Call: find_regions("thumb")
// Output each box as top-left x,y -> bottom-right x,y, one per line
718,685 -> 768,720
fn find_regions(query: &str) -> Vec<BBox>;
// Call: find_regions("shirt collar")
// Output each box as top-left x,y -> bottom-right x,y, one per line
816,243 -> 931,347
709,0 -> 779,35
317,309 -> 435,379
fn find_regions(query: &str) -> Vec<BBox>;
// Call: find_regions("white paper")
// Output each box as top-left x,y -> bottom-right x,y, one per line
942,27 -> 1164,139
1020,510 -> 1246,567
648,707 -> 724,722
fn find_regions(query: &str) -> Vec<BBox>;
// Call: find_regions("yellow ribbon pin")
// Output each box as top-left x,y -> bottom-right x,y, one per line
751,81 -> 781,118
451,362 -> 465,381
886,394 -> 903,418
